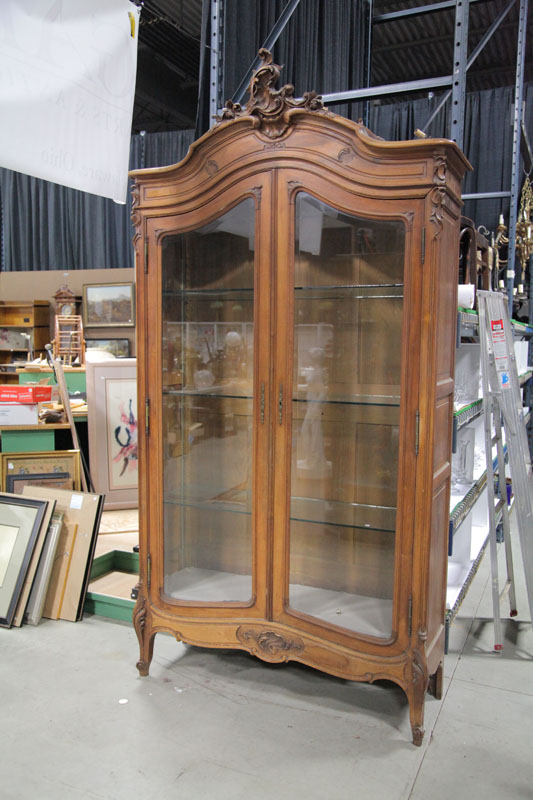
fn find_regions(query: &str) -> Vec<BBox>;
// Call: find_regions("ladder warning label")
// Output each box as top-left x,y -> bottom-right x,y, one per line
490,318 -> 510,385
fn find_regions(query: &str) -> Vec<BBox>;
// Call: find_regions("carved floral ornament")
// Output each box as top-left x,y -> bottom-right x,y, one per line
237,627 -> 305,657
217,48 -> 327,139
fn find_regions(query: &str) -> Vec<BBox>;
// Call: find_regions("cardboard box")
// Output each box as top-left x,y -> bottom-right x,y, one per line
0,384 -> 52,403
0,403 -> 40,425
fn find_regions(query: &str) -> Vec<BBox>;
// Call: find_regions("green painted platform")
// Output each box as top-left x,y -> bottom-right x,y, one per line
84,550 -> 138,622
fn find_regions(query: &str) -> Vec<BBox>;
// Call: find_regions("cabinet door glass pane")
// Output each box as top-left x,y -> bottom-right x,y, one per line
289,193 -> 405,638
161,198 -> 255,602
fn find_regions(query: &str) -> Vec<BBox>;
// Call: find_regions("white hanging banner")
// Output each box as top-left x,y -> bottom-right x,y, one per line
0,0 -> 140,204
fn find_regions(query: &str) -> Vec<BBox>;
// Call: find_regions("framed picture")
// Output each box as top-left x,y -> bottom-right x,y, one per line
86,338 -> 131,358
86,359 -> 138,510
6,472 -> 73,494
24,512 -> 64,626
82,282 -> 135,328
0,493 -> 50,628
22,487 -> 104,623
0,451 -> 81,494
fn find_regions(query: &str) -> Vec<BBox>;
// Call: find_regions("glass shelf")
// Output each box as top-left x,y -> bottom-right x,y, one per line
163,388 -> 253,400
164,498 -> 251,516
295,283 -> 404,290
292,393 -> 400,407
290,497 -> 396,533
163,288 -> 254,297
331,252 -> 405,259
293,285 -> 404,300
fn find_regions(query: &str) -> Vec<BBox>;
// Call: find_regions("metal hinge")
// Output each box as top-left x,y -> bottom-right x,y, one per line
415,410 -> 420,455
147,553 -> 152,589
145,398 -> 150,435
408,594 -> 413,637
421,227 -> 426,265
144,239 -> 148,274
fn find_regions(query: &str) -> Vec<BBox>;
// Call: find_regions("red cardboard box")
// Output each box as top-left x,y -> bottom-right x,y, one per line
0,385 -> 52,404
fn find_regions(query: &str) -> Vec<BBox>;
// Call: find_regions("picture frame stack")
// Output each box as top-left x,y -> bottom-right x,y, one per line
0,485 -> 104,629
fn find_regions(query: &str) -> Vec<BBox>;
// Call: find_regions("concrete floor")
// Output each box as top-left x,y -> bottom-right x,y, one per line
2,520 -> 532,800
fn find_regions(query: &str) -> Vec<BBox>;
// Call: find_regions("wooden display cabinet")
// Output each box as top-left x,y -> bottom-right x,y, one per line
130,51 -> 470,745
0,301 -> 50,381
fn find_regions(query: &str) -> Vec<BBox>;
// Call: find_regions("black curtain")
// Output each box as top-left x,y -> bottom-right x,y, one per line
0,130 -> 195,272
368,83 -> 533,233
1,0 -> 531,273
196,0 -> 368,135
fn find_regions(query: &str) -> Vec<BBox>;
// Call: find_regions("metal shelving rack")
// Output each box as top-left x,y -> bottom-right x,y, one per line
209,0 -> 531,312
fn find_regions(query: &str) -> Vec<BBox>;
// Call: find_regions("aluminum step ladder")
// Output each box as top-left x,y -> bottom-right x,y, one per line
478,290 -> 533,649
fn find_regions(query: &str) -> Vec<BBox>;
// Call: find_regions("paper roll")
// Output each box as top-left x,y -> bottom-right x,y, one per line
457,283 -> 475,309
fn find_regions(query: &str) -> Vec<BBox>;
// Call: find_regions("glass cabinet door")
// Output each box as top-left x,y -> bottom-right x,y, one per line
160,198 -> 255,603
288,193 -> 405,638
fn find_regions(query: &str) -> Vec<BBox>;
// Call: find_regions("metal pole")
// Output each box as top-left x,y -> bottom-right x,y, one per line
420,0 -> 517,133
507,0 -> 529,315
364,0 -> 374,127
209,0 -> 224,123
450,0 -> 469,147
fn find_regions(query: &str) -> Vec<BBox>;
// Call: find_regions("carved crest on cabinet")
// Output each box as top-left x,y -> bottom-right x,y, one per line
217,48 -> 326,139
237,627 -> 305,658
206,159 -> 219,176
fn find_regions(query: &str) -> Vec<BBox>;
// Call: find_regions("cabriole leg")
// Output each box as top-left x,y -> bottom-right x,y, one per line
406,649 -> 429,746
133,594 -> 155,676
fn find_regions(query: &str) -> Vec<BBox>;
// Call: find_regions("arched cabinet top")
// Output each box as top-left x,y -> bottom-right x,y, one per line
130,50 -> 471,218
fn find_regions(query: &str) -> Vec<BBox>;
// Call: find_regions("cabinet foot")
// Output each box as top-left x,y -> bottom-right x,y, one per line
428,662 -> 443,699
406,648 -> 428,747
411,725 -> 425,747
133,593 -> 155,677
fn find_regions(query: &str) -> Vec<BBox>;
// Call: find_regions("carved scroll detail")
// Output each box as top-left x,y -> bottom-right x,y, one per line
133,594 -> 146,635
237,627 -> 305,658
429,186 -> 446,234
217,49 -> 326,139
418,628 -> 428,644
131,184 -> 141,244
338,146 -> 356,164
206,159 -> 219,176
434,154 -> 447,184
403,211 -> 415,230
249,186 -> 262,208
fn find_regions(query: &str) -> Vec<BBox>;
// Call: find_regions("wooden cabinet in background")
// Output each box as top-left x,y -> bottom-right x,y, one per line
130,51 -> 470,746
0,301 -> 50,381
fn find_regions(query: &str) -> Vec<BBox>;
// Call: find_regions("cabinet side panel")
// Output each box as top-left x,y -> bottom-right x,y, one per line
435,221 -> 459,386
433,396 -> 453,474
427,205 -> 460,651
426,480 -> 449,648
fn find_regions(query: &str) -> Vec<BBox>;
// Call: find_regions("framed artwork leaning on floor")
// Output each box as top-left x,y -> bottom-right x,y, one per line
0,493 -> 49,628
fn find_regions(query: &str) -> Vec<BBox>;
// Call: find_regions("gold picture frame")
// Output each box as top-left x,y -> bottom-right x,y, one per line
0,450 -> 81,494
82,282 -> 135,328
